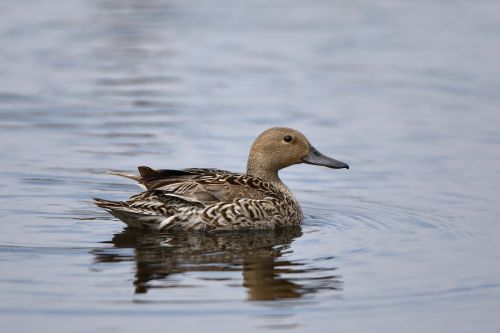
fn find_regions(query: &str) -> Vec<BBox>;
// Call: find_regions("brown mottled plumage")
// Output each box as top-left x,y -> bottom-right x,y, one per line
94,127 -> 349,232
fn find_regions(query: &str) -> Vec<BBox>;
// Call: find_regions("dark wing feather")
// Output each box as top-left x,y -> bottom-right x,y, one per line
132,166 -> 283,205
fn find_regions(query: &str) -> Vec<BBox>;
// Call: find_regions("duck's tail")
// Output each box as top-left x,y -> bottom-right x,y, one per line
107,171 -> 146,189
93,197 -> 167,229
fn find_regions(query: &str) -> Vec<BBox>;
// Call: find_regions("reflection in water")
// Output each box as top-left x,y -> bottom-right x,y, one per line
92,227 -> 342,300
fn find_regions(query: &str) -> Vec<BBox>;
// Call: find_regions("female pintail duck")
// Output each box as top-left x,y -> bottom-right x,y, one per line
94,127 -> 349,231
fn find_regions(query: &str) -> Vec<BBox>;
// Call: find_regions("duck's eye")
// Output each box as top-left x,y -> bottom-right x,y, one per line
283,135 -> 293,143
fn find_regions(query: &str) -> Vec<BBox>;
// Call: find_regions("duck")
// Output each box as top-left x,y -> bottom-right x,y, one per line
94,127 -> 349,232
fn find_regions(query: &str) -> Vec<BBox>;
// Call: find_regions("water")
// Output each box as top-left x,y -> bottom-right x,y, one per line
1,0 -> 500,332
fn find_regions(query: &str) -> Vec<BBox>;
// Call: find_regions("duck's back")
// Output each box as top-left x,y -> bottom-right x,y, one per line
138,167 -> 280,202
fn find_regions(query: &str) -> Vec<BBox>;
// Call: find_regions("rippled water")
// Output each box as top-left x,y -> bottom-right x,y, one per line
1,0 -> 500,332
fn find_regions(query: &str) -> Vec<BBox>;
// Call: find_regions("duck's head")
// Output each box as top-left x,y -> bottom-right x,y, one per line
246,127 -> 349,182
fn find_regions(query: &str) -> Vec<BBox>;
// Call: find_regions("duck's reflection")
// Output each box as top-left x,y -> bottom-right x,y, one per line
92,227 -> 342,300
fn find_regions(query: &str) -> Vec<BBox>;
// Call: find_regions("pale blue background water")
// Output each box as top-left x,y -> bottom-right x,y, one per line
1,1 -> 500,332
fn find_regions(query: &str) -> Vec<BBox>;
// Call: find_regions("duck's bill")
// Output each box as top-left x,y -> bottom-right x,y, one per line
302,146 -> 349,169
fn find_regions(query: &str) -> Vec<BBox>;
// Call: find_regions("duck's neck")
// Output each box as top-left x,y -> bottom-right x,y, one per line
246,157 -> 282,184
246,165 -> 281,183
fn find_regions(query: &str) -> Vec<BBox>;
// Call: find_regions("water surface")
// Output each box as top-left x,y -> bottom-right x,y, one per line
1,1 -> 500,332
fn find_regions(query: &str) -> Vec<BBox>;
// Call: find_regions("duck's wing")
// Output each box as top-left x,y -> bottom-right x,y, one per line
111,166 -> 283,205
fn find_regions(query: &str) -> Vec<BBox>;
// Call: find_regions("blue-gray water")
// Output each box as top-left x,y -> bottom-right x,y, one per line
1,1 -> 500,332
